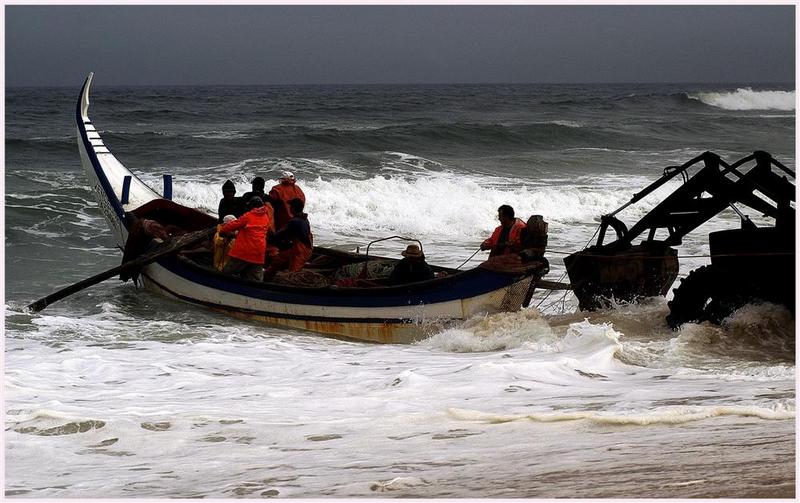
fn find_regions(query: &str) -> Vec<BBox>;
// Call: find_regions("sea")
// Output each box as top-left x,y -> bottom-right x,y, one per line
4,82 -> 796,498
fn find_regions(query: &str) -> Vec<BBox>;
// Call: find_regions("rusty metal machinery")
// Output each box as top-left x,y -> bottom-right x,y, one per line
564,151 -> 795,326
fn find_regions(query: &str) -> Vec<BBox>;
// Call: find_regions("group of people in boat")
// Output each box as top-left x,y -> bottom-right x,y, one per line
213,171 -> 312,282
212,172 -> 546,285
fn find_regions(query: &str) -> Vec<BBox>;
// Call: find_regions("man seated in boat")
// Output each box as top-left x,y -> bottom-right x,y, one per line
269,171 -> 306,230
217,180 -> 242,222
213,215 -> 238,271
263,198 -> 313,280
480,204 -> 526,257
218,196 -> 271,281
388,244 -> 434,285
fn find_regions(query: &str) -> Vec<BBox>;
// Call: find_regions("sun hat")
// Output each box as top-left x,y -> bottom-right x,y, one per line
401,244 -> 424,258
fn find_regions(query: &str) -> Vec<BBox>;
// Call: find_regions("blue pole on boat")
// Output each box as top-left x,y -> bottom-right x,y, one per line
121,175 -> 132,205
163,174 -> 173,200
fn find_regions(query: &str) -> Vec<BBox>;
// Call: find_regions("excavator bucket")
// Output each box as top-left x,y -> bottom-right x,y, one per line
564,244 -> 678,311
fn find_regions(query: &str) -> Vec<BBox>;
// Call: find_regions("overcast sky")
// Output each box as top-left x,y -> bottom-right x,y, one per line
5,5 -> 796,86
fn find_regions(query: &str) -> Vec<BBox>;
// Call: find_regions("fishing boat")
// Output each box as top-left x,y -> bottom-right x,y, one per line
76,73 -> 550,343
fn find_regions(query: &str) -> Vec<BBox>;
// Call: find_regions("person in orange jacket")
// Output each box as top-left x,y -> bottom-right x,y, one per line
264,198 -> 313,279
220,196 -> 272,281
269,171 -> 306,230
481,204 -> 526,257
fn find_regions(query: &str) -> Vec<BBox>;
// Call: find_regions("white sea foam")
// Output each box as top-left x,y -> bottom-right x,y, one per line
423,309 -> 558,353
370,477 -> 430,492
171,170 -> 634,242
550,120 -> 583,128
190,130 -> 253,139
447,403 -> 795,425
688,88 -> 795,111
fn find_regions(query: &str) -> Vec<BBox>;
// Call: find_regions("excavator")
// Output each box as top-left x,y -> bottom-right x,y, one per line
563,151 -> 795,328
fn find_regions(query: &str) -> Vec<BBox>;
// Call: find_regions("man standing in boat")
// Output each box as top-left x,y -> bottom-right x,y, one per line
219,196 -> 272,281
481,205 -> 526,257
239,177 -> 268,216
269,171 -> 306,230
263,198 -> 313,279
217,180 -> 242,222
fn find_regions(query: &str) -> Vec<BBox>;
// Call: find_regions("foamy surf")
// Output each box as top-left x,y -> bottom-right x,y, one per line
688,88 -> 795,111
170,168 -> 641,240
447,403 -> 795,425
423,309 -> 557,352
370,477 -> 430,492
7,81 -> 794,499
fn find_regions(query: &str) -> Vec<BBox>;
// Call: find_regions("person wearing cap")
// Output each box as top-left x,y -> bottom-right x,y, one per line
481,204 -> 526,258
269,171 -> 306,230
217,180 -> 243,222
219,196 -> 272,281
263,198 -> 314,279
388,244 -> 434,286
213,214 -> 238,271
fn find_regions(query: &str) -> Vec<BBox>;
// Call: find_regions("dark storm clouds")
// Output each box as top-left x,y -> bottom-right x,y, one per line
5,5 -> 795,86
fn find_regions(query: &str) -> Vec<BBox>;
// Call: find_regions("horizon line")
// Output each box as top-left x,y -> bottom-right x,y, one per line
7,80 -> 796,89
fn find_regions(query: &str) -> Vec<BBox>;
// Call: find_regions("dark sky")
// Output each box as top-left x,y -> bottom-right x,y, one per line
5,5 -> 796,86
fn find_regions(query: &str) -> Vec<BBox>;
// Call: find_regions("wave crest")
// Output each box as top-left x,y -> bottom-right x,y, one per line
447,403 -> 795,425
687,88 -> 795,111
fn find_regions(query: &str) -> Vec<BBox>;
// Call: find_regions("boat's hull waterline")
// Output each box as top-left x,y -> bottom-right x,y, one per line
76,73 -> 546,343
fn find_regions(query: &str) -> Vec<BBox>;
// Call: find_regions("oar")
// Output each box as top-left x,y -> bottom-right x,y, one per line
26,226 -> 216,313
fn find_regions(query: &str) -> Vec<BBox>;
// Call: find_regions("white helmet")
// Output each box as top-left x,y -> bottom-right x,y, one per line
222,214 -> 237,223
280,170 -> 295,181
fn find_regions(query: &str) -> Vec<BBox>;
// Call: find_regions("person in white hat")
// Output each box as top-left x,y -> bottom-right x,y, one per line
388,244 -> 434,286
269,170 -> 306,230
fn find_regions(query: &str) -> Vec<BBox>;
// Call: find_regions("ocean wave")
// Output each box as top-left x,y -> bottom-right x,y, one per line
190,130 -> 254,140
423,309 -> 558,352
5,136 -> 76,153
665,303 -> 796,367
447,403 -> 795,425
687,88 -> 795,111
173,168 -> 635,240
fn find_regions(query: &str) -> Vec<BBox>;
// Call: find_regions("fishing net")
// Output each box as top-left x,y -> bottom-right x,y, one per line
333,259 -> 395,281
273,270 -> 331,288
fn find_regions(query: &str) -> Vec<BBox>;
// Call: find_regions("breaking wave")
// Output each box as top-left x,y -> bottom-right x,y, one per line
448,403 -> 795,425
687,88 -> 795,111
173,169 -> 635,241
423,309 -> 558,352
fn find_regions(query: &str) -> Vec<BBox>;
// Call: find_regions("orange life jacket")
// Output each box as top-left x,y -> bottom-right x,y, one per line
269,180 -> 306,230
483,218 -> 526,257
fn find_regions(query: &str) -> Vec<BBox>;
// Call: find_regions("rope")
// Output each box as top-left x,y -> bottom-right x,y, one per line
455,248 -> 483,270
531,221 -> 601,311
535,270 -> 568,309
538,287 -> 572,313
543,249 -> 793,260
